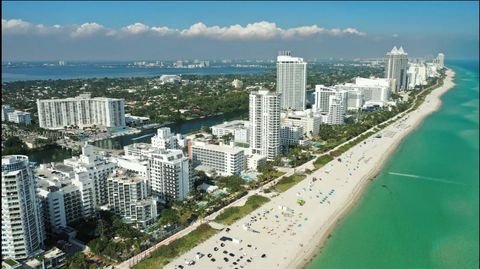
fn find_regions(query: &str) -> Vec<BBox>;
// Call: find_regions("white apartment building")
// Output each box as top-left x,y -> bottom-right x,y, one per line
435,53 -> 445,69
107,169 -> 158,228
232,79 -> 243,89
191,141 -> 246,176
148,149 -> 192,202
124,143 -> 155,158
407,63 -> 428,90
276,51 -> 307,111
249,90 -> 281,160
280,124 -> 304,147
37,93 -> 126,129
63,143 -> 116,208
151,127 -> 177,149
345,90 -> 364,110
159,75 -> 181,84
211,120 -> 250,144
2,155 -> 45,260
313,85 -> 337,113
335,77 -> 392,106
280,109 -> 321,137
385,46 -> 409,91
7,111 -> 32,125
327,95 -> 345,125
36,164 -> 84,230
2,105 -> 14,121
37,183 -> 82,232
426,63 -> 440,78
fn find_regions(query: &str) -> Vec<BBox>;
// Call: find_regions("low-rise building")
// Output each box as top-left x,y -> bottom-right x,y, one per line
211,120 -> 250,144
280,109 -> 321,137
191,141 -> 246,176
280,124 -> 303,147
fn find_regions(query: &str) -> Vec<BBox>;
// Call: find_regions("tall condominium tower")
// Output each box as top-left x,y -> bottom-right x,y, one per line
436,53 -> 445,69
385,46 -> 409,92
249,89 -> 281,160
313,85 -> 337,113
276,51 -> 307,111
148,149 -> 192,202
2,155 -> 45,260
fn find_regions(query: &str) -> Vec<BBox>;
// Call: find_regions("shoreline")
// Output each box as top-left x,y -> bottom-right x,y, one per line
164,69 -> 456,269
295,69 -> 456,269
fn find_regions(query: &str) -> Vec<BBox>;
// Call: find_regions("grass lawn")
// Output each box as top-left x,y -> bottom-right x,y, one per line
133,224 -> 218,269
313,155 -> 334,169
274,174 -> 307,193
214,195 -> 270,225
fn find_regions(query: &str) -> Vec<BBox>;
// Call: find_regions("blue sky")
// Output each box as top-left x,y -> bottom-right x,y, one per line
2,1 -> 479,60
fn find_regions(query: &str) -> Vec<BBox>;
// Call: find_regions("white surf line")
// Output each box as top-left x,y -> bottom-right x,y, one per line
388,172 -> 466,186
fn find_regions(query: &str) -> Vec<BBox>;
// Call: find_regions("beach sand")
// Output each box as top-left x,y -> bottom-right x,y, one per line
164,69 -> 456,269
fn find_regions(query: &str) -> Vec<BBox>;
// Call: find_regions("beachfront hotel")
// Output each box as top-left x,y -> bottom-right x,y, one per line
191,141 -> 246,176
36,93 -> 126,129
63,143 -> 116,208
148,149 -> 192,202
107,169 -> 158,228
313,86 -> 348,124
280,109 -> 321,137
276,51 -> 307,111
385,46 -> 409,91
2,155 -> 45,260
334,77 -> 393,108
249,89 -> 281,161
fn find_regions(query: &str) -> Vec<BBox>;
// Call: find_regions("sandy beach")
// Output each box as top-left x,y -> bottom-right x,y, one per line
165,69 -> 456,269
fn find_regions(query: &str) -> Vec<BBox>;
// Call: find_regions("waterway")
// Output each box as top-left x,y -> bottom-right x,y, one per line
26,110 -> 249,164
307,60 -> 479,268
2,62 -> 271,82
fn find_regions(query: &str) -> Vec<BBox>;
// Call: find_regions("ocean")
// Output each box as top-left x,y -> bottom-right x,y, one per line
1,62 -> 271,82
307,60 -> 479,268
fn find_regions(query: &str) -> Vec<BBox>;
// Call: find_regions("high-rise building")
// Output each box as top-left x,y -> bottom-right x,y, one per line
151,127 -> 177,150
63,143 -> 116,208
335,77 -> 392,105
249,90 -> 281,160
37,184 -> 82,232
7,111 -> 32,125
327,95 -> 345,125
37,93 -> 126,129
436,53 -> 445,69
107,169 -> 158,228
148,149 -> 192,202
2,155 -> 45,260
2,105 -> 14,122
276,51 -> 307,111
313,85 -> 337,113
406,63 -> 428,90
385,46 -> 409,91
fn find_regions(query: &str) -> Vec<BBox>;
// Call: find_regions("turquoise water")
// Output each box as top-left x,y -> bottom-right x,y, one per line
307,60 -> 479,269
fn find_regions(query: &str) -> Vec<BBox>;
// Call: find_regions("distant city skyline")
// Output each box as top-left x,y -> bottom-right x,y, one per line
2,1 -> 479,61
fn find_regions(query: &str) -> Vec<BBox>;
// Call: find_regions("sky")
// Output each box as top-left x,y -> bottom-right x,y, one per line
2,1 -> 479,61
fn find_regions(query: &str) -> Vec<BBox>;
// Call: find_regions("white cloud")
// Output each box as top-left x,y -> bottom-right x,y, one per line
121,22 -> 150,34
392,33 -> 399,38
71,22 -> 107,37
2,19 -> 33,34
2,18 -> 367,40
